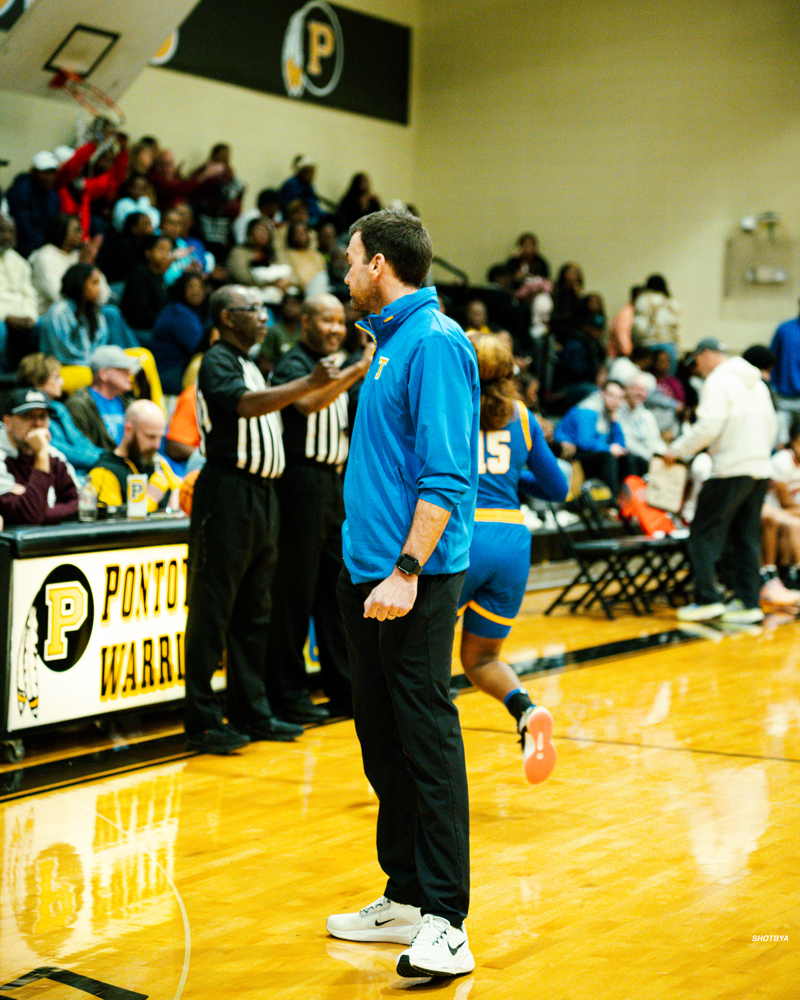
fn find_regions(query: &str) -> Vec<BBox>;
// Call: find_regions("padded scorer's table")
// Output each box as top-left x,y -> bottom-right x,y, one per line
0,517 -> 219,756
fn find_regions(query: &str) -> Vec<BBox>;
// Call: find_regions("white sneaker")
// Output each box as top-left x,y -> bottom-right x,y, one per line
326,895 -> 421,944
720,600 -> 765,624
555,509 -> 580,527
677,602 -> 726,622
396,914 -> 475,978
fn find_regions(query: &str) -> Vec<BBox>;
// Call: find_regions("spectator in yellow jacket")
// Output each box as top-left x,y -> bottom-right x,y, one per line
89,399 -> 182,512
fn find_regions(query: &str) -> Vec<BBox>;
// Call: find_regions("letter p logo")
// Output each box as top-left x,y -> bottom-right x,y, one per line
45,583 -> 88,662
307,20 -> 335,75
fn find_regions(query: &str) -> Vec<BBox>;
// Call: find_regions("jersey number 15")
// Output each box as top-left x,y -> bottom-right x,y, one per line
478,430 -> 511,475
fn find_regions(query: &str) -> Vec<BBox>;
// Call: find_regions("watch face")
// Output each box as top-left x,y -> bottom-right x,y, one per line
397,554 -> 421,575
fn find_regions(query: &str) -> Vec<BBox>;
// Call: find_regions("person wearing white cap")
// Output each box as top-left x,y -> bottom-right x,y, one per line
279,154 -> 323,226
53,146 -> 75,166
5,151 -> 62,258
663,338 -> 778,624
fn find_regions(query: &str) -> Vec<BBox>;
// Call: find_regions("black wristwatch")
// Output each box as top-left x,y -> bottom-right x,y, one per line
395,553 -> 422,577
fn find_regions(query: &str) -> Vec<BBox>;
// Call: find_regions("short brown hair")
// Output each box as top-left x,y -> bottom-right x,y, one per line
17,353 -> 60,390
469,332 -> 517,432
349,209 -> 433,288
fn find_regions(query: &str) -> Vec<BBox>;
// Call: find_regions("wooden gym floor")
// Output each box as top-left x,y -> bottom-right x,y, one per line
1,590 -> 799,999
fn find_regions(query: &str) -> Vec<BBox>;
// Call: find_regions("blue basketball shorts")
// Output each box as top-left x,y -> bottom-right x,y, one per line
458,519 -> 530,639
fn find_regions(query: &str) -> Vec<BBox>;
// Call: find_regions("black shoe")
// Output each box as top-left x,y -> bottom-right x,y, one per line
187,726 -> 250,755
243,717 -> 305,742
322,700 -> 353,719
279,698 -> 331,724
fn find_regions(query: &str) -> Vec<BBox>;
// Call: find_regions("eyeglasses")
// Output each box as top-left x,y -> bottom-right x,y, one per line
228,304 -> 266,315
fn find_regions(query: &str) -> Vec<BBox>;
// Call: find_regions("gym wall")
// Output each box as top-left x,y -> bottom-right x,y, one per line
415,0 -> 800,349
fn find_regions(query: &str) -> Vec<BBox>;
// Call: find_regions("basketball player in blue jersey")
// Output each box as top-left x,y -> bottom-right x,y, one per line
459,333 -> 569,783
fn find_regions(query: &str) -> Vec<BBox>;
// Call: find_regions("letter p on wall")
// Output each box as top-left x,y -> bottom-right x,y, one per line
307,20 -> 334,74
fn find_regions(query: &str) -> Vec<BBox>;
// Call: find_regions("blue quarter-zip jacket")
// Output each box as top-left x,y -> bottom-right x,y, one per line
342,287 -> 480,584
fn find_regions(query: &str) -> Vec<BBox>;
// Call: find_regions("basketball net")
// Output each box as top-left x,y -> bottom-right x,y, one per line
49,69 -> 125,127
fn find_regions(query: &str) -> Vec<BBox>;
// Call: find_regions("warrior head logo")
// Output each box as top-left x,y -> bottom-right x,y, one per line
282,1 -> 344,100
16,565 -> 94,718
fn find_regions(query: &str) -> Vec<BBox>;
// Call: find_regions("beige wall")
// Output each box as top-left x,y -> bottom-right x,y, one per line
0,0 -> 420,212
415,0 -> 800,349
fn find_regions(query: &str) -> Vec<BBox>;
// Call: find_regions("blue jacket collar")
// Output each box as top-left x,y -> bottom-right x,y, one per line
356,286 -> 438,347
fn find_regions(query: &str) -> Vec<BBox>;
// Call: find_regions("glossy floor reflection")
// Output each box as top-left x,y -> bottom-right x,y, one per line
1,596 -> 799,999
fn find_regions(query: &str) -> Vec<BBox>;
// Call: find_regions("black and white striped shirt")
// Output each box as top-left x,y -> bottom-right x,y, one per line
196,340 -> 285,479
272,342 -> 349,467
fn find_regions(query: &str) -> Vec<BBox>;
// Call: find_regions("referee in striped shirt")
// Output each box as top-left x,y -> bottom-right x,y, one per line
265,294 -> 375,723
183,285 -> 337,755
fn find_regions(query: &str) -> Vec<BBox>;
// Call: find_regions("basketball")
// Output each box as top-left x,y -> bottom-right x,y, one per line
178,468 -> 201,515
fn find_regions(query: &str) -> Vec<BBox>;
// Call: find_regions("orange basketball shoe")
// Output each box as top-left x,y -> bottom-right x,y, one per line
519,705 -> 557,784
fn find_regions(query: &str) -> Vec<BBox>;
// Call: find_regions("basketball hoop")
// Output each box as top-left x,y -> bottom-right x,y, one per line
49,69 -> 125,127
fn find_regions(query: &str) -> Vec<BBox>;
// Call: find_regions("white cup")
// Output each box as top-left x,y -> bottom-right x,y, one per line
126,474 -> 148,519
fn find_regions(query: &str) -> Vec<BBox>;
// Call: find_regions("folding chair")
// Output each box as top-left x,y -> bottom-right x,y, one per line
615,478 -> 693,608
544,480 -> 656,619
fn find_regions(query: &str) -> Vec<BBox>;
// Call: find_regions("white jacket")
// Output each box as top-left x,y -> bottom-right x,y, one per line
0,247 -> 38,323
618,401 -> 665,462
670,356 -> 777,479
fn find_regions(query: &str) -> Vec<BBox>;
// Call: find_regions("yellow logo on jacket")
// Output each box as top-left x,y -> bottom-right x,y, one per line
375,357 -> 390,379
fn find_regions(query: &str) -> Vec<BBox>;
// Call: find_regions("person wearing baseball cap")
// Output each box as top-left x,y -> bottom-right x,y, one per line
0,387 -> 78,525
4,152 -> 61,258
279,154 -> 322,226
64,346 -> 139,451
683,337 -> 729,367
663,337 -> 777,624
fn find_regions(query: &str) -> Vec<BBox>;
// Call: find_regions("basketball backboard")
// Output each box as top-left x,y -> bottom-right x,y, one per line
0,0 -> 201,101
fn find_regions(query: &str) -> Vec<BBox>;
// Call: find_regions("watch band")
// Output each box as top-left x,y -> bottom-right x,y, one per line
395,553 -> 422,577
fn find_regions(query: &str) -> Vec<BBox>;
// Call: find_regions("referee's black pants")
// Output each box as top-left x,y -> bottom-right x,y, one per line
184,463 -> 279,735
266,463 -> 351,710
337,566 -> 470,926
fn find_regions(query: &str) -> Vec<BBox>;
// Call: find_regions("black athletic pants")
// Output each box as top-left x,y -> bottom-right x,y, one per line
577,449 -> 644,496
266,464 -> 351,709
688,475 -> 768,608
337,566 -> 470,926
183,463 -> 279,735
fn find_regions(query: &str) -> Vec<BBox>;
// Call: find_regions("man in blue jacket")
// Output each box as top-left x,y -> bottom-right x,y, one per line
554,379 -> 631,494
770,298 -> 800,406
327,210 -> 479,980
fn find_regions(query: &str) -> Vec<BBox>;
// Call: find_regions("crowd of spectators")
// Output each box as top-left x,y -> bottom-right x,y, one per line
1,122 -> 387,395
0,125 -> 397,727
2,112 -> 800,696
459,232 -> 800,617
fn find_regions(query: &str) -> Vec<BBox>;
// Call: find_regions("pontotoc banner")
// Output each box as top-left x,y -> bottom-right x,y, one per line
153,0 -> 411,125
8,544 -> 224,732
